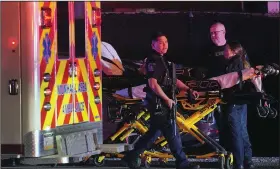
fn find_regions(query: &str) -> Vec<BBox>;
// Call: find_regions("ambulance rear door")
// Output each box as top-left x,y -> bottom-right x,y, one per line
72,1 -> 102,124
54,2 -> 102,127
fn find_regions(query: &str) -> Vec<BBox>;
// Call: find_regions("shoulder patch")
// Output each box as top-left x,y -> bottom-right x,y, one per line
147,63 -> 156,72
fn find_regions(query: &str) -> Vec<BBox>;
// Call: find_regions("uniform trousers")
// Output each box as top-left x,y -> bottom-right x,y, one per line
125,106 -> 189,169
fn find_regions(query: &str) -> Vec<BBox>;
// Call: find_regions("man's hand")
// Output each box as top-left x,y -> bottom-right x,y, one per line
164,98 -> 176,109
189,89 -> 199,99
242,68 -> 256,80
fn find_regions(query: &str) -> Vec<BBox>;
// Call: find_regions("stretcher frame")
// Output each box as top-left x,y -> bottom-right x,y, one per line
90,91 -> 234,169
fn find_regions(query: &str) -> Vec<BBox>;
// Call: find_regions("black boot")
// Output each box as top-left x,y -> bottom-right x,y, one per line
185,163 -> 200,169
244,160 -> 255,169
122,155 -> 141,169
234,165 -> 244,169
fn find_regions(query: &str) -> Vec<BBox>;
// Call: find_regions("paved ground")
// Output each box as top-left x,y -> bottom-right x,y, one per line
2,157 -> 279,169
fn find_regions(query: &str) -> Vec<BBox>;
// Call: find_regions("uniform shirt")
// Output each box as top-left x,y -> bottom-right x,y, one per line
145,50 -> 173,105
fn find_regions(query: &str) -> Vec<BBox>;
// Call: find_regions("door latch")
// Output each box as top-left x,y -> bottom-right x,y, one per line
68,62 -> 77,77
9,79 -> 19,95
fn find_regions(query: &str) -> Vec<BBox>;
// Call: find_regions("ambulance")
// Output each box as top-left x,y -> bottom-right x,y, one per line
1,1 -> 129,165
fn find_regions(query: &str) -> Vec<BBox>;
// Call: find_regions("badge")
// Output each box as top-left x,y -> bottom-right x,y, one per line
147,63 -> 156,72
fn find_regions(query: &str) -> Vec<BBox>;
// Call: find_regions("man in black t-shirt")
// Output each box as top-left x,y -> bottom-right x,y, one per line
205,22 -> 230,154
193,23 -> 228,80
207,22 -> 228,77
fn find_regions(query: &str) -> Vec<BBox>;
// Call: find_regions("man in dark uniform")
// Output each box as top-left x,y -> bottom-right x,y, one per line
122,32 -> 200,169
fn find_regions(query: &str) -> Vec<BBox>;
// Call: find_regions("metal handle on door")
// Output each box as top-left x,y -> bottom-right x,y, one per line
68,62 -> 77,77
73,62 -> 77,77
9,79 -> 19,95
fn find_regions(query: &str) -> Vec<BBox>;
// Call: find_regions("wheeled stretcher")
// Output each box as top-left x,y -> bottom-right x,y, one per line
88,66 -> 278,169
103,80 -> 233,169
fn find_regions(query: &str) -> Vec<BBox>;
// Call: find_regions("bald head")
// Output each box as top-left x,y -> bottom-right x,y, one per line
210,22 -> 225,31
210,22 -> 227,46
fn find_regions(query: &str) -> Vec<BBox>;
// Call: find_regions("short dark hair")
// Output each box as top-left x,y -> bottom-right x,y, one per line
151,31 -> 166,41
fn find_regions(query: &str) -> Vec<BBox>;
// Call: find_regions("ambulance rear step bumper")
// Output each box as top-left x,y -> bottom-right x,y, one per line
23,122 -> 103,158
2,144 -> 133,166
20,150 -> 101,165
1,154 -> 22,160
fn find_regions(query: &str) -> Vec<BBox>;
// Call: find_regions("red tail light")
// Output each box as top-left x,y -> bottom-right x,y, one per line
40,7 -> 52,28
92,7 -> 101,27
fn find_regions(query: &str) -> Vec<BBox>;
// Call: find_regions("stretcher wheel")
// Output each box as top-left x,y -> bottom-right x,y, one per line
159,160 -> 168,168
135,157 -> 142,168
142,156 -> 152,168
218,155 -> 225,169
11,158 -> 20,166
225,153 -> 233,169
256,105 -> 268,118
127,157 -> 142,168
268,107 -> 278,118
144,160 -> 150,168
92,155 -> 105,167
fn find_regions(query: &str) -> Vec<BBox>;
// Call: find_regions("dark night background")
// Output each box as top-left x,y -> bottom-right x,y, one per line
101,2 -> 279,157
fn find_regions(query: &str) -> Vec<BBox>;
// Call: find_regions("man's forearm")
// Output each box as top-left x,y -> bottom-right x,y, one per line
176,79 -> 190,91
149,81 -> 169,101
